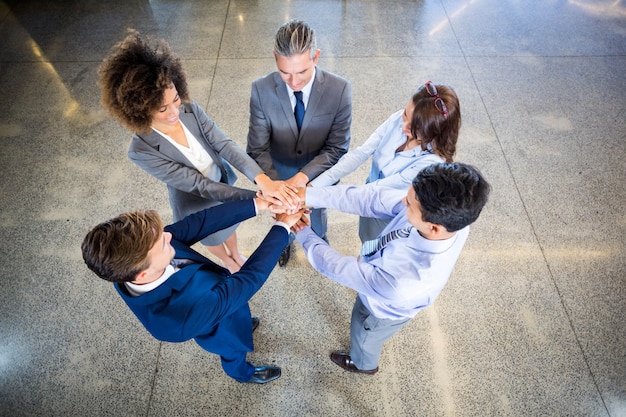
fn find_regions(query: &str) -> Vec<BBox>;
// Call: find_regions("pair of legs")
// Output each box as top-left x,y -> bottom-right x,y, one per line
206,231 -> 246,273
216,350 -> 280,384
195,317 -> 280,384
195,332 -> 255,383
216,349 -> 255,382
348,295 -> 411,370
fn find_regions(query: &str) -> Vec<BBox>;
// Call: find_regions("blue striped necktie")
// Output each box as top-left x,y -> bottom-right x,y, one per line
360,226 -> 413,257
294,91 -> 305,130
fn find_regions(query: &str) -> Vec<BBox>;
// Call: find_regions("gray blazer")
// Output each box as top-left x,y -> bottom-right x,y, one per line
246,68 -> 351,181
128,101 -> 261,223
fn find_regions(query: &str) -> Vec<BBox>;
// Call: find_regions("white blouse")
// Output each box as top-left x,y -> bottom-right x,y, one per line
152,121 -> 221,181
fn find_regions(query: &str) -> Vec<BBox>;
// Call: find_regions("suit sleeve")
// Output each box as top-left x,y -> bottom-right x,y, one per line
246,81 -> 279,179
192,102 -> 265,182
165,199 -> 258,245
128,135 -> 256,203
179,225 -> 289,338
299,79 -> 352,181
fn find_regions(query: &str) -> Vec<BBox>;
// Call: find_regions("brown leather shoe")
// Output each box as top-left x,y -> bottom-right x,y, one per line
330,352 -> 378,374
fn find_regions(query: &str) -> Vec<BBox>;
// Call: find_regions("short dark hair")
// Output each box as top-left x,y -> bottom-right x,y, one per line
412,162 -> 490,232
98,30 -> 189,133
81,210 -> 163,283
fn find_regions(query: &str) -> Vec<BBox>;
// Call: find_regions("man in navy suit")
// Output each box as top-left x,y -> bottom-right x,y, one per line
247,19 -> 352,266
81,197 -> 299,384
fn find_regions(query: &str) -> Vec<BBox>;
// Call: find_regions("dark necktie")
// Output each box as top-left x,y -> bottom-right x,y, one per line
360,226 -> 413,257
294,91 -> 305,131
170,258 -> 196,269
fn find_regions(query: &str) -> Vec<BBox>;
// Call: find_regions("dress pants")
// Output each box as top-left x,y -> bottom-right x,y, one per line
194,338 -> 254,382
349,295 -> 411,370
217,350 -> 255,382
273,159 -> 327,240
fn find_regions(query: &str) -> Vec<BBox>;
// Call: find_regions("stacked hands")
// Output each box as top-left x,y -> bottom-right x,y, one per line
254,177 -> 310,232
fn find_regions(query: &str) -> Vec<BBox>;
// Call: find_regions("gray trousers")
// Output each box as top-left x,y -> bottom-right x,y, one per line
350,295 -> 411,370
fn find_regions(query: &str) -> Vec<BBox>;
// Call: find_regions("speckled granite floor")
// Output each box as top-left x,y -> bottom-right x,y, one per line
0,1 -> 624,416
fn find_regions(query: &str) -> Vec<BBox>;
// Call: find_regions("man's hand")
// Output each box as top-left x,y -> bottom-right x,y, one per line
291,212 -> 310,233
255,191 -> 302,214
286,172 -> 309,189
275,210 -> 309,232
256,183 -> 309,215
254,173 -> 300,210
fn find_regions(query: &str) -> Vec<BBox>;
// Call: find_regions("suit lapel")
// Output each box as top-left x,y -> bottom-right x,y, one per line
302,69 -> 324,136
137,105 -> 229,183
136,129 -> 190,166
173,103 -> 228,182
274,75 -> 300,139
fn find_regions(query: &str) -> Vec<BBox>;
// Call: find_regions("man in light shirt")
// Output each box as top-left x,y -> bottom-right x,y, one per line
281,162 -> 491,374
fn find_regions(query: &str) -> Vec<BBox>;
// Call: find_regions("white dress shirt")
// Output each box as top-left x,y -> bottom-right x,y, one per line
285,67 -> 316,110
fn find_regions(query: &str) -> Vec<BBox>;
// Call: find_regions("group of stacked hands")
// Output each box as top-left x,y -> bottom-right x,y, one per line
80,20 -> 491,385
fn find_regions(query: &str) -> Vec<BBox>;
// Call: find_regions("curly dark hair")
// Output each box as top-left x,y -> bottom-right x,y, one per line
410,84 -> 461,163
98,30 -> 190,133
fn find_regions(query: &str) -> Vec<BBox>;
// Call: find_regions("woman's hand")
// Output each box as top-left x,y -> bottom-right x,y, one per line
254,173 -> 300,210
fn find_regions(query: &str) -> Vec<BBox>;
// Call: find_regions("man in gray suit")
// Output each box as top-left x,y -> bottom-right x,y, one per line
247,19 -> 352,266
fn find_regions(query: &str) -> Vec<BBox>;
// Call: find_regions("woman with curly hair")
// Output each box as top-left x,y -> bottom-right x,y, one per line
309,81 -> 461,241
99,30 -> 295,273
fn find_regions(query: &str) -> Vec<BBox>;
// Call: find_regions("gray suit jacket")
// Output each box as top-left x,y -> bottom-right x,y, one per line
246,68 -> 351,181
128,101 -> 261,221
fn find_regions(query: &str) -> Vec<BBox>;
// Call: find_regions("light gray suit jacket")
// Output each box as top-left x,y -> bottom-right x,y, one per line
128,101 -> 262,222
246,68 -> 351,181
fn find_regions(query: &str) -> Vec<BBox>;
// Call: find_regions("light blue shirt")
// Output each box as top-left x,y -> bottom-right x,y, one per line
296,184 -> 469,320
310,110 -> 443,189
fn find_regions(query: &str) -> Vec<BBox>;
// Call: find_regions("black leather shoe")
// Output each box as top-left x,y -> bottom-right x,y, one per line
278,244 -> 291,267
245,366 -> 281,384
330,352 -> 378,374
251,317 -> 259,332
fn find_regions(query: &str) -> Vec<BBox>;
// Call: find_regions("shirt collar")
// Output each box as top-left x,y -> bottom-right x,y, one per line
124,264 -> 177,297
286,67 -> 316,105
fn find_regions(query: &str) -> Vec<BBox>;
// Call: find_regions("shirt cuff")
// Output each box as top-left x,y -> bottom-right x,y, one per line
274,221 -> 291,233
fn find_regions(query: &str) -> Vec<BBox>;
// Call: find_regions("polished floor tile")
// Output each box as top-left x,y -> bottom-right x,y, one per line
0,0 -> 624,416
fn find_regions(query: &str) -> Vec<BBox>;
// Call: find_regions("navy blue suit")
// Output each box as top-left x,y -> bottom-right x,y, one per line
114,199 -> 288,381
